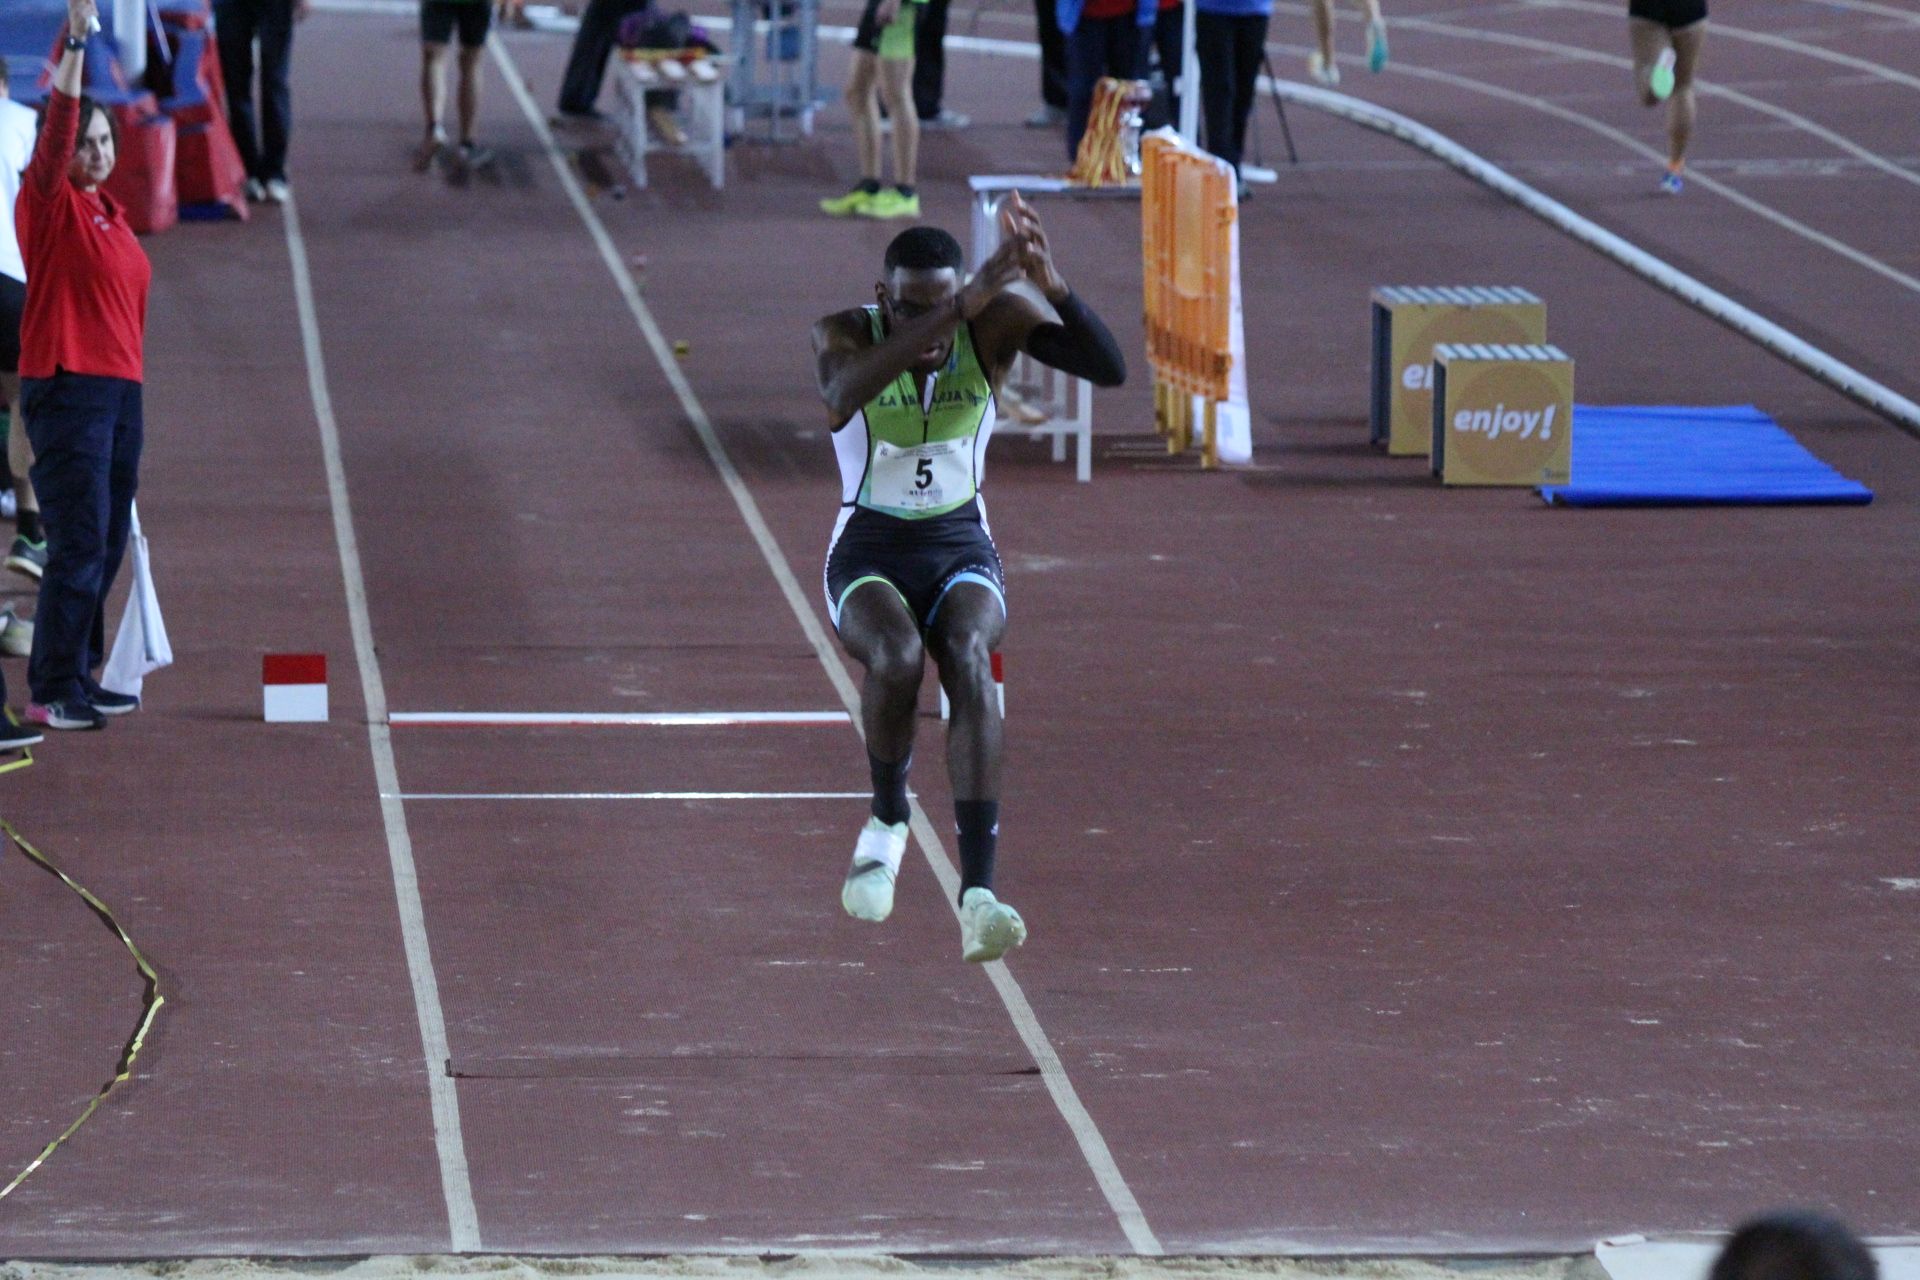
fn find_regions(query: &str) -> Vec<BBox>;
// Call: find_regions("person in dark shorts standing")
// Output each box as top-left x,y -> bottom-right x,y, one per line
820,0 -> 926,219
1628,0 -> 1707,193
809,200 -> 1126,961
415,0 -> 520,170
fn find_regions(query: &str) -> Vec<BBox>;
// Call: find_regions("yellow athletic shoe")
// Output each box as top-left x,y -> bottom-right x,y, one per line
820,186 -> 876,216
861,187 -> 921,219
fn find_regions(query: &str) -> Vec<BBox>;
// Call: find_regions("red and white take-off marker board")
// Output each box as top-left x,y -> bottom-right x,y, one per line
263,654 -> 328,722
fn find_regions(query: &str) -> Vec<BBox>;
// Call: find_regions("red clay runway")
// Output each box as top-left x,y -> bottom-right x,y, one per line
2,0 -> 1916,1257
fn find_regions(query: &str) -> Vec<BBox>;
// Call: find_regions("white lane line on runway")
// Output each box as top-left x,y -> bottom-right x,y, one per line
391,792 -> 874,801
281,195 -> 483,1249
1284,2 -> 1920,189
1527,0 -> 1920,94
486,35 -> 1165,1259
389,711 -> 851,726
1263,35 -> 1920,301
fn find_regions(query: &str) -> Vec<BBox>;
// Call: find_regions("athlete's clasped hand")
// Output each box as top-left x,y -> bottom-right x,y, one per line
960,192 -> 1067,320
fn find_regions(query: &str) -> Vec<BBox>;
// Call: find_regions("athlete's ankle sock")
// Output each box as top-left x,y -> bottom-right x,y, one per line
895,183 -> 916,198
856,178 -> 882,195
955,799 -> 999,904
16,509 -> 39,541
869,750 -> 912,826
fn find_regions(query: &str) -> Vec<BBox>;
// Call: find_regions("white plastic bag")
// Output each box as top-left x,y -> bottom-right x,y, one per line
100,502 -> 173,698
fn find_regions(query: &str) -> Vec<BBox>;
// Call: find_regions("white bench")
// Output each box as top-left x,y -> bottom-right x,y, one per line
612,54 -> 728,190
967,175 -> 1140,483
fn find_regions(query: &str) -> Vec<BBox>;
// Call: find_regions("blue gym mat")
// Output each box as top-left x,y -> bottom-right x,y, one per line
1538,404 -> 1874,507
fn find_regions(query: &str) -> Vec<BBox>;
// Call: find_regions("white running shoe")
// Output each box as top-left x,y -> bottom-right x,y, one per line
842,816 -> 908,922
1309,52 -> 1341,87
959,887 -> 1027,963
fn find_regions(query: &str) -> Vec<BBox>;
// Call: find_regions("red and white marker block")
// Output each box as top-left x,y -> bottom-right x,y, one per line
939,651 -> 1005,721
263,654 -> 328,722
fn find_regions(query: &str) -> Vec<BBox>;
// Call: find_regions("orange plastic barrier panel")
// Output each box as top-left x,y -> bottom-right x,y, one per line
1141,134 -> 1238,462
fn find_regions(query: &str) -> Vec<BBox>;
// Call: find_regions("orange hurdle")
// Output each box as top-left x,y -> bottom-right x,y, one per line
1140,132 -> 1241,467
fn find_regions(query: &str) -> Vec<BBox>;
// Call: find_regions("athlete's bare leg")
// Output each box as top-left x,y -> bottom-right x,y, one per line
877,57 -> 920,187
837,581 -> 925,766
1667,21 -> 1706,169
417,41 -> 452,167
457,43 -> 485,146
1,372 -> 34,533
1629,17 -> 1667,107
844,50 -> 883,182
926,583 -> 1007,803
1311,0 -> 1335,69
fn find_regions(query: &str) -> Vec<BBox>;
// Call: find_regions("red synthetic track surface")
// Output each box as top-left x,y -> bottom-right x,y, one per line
3,0 -> 1917,1257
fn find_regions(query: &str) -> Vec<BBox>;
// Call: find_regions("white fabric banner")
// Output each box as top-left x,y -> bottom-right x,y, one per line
101,502 -> 173,698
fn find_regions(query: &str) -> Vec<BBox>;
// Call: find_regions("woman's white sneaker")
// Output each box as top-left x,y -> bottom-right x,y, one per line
959,888 -> 1027,963
842,817 -> 908,922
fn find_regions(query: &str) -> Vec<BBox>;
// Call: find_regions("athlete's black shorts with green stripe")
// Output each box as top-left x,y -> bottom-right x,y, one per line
825,498 -> 1007,632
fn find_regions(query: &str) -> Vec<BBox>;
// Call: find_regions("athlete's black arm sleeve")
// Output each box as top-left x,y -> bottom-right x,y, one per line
1022,292 -> 1127,388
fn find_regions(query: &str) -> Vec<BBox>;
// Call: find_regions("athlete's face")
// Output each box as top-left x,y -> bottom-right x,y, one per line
879,267 -> 961,375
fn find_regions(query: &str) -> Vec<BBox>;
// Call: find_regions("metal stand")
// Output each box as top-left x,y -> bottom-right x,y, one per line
726,0 -> 821,141
1251,52 -> 1300,167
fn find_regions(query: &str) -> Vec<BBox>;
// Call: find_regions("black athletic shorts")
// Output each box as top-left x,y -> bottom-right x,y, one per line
1629,0 -> 1707,29
0,274 -> 22,376
421,0 -> 492,47
825,500 -> 1007,633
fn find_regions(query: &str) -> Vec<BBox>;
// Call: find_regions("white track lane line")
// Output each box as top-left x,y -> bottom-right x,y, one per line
1282,2 -> 1920,189
282,195 -> 483,1250
390,711 -> 850,726
392,792 -> 874,801
1527,0 -> 1920,94
1262,34 -> 1920,300
485,34 -> 1164,1258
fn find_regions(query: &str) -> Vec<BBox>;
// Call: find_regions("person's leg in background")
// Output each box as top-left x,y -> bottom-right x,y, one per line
1194,8 -> 1235,164
77,381 -> 142,711
1664,21 -> 1706,188
1,372 -> 40,580
1147,0 -> 1182,129
912,0 -> 965,127
1063,14 -> 1107,161
213,0 -> 266,198
254,0 -> 299,198
822,45 -> 883,214
874,33 -> 922,214
1029,0 -> 1068,126
1226,11 -> 1267,171
23,375 -> 112,728
416,3 -> 455,168
557,0 -> 646,117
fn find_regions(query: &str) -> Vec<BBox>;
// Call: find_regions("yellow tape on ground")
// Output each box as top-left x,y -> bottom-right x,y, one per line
0,813 -> 166,1200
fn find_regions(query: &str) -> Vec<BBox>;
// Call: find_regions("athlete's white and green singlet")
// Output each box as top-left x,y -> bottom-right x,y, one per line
823,307 -> 1007,629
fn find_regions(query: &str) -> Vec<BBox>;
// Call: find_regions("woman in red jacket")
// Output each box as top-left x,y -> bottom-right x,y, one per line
18,0 -> 153,731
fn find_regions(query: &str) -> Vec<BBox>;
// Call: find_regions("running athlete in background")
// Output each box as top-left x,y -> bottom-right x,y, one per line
1306,0 -> 1387,86
1629,0 -> 1707,194
810,200 -> 1125,961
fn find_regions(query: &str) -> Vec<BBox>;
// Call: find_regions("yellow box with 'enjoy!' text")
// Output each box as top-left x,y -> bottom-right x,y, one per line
1430,343 -> 1574,487
1370,287 -> 1547,456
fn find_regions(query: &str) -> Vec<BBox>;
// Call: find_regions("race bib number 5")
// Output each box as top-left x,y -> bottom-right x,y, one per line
870,438 -> 972,512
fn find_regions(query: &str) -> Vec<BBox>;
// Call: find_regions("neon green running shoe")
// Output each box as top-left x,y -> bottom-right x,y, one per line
1649,48 -> 1677,102
820,186 -> 876,216
861,187 -> 921,219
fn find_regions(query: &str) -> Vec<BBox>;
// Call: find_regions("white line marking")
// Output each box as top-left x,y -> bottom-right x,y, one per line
390,711 -> 851,726
487,35 -> 1163,1257
1292,2 -> 1920,189
1528,0 -> 1920,94
1267,36 -> 1920,302
281,194 -> 483,1250
391,791 -> 873,801
1269,78 -> 1920,436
